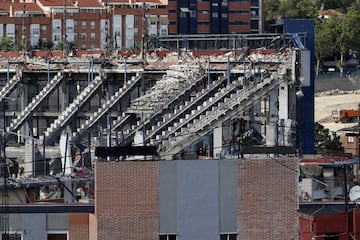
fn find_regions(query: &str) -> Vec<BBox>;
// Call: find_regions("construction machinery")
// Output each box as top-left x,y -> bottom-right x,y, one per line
332,109 -> 360,123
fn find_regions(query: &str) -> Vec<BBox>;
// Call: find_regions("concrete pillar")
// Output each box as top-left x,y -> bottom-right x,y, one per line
278,82 -> 289,120
213,125 -> 223,159
19,82 -> 29,143
59,77 -> 67,112
24,138 -> 35,177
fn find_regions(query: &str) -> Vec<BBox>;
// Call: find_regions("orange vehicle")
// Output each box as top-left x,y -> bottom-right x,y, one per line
332,109 -> 359,123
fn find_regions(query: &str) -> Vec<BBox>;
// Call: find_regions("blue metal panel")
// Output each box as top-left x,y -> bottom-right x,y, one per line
22,214 -> 47,240
283,19 -> 315,154
219,160 -> 237,233
220,2 -> 229,33
177,160 -> 219,240
178,0 -> 190,34
189,0 -> 197,34
159,161 -> 177,234
211,0 -> 221,33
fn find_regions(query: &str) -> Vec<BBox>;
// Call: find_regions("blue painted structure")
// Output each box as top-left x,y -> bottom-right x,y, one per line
283,19 -> 315,154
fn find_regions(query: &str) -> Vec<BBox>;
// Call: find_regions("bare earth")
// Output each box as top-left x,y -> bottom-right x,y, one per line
315,90 -> 360,132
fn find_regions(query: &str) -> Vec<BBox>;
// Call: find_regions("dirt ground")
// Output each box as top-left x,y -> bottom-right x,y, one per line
315,89 -> 360,132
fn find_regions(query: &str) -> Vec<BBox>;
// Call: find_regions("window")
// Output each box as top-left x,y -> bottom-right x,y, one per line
53,35 -> 61,42
199,10 -> 209,14
90,21 -> 95,30
348,136 -> 354,143
41,25 -> 47,35
47,232 -> 68,240
78,33 -> 87,40
229,21 -> 249,25
82,21 -> 87,30
220,234 -> 237,240
1,233 -> 22,240
212,12 -> 218,18
159,235 -> 177,240
180,12 -> 187,18
160,28 -> 167,35
90,33 -> 95,41
32,28 -> 39,35
190,10 -> 196,18
222,13 -> 228,18
229,10 -> 249,14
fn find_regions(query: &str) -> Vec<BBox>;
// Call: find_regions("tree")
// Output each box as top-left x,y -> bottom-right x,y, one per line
264,0 -> 281,20
0,37 -> 14,51
314,122 -> 344,154
315,16 -> 342,74
38,39 -> 53,50
296,0 -> 322,18
339,6 -> 360,54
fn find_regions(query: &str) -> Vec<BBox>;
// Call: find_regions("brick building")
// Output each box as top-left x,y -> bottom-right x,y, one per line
0,0 -> 168,50
0,0 -> 265,50
92,158 -> 298,240
168,0 -> 264,35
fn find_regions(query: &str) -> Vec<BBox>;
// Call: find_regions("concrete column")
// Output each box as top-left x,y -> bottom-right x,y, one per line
19,82 -> 29,143
24,138 -> 35,177
213,124 -> 223,159
278,82 -> 289,146
278,82 -> 289,120
59,77 -> 67,112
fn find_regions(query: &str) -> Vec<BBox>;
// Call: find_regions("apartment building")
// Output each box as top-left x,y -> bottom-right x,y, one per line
106,0 -> 168,49
0,0 -> 168,50
168,0 -> 264,35
0,1 -> 51,47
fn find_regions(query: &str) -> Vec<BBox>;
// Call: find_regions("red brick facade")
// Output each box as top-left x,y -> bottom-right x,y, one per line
94,161 -> 159,240
69,213 -> 89,240
237,158 -> 299,240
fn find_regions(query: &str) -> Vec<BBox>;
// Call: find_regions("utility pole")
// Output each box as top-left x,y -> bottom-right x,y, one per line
22,2 -> 26,57
358,103 -> 360,158
141,3 -> 148,65
63,0 -> 68,60
1,100 -> 9,240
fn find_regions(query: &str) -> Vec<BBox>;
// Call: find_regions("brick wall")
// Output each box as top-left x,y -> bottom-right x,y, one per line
237,158 -> 299,240
94,161 -> 159,240
69,213 -> 89,240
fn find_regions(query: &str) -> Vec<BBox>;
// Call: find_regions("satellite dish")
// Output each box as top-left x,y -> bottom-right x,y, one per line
349,185 -> 360,202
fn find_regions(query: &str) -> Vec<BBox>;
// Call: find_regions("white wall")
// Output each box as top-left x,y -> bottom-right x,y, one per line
66,19 -> 75,42
113,15 -> 122,48
30,24 -> 40,47
52,19 -> 62,46
125,15 -> 134,48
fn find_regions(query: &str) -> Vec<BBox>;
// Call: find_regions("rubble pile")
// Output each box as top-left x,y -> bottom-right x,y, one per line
127,64 -> 203,114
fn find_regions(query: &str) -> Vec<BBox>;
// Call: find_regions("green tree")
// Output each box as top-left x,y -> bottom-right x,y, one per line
315,122 -> 344,154
339,6 -> 360,54
37,39 -> 53,50
264,0 -> 281,20
296,0 -> 322,18
315,16 -> 342,74
0,37 -> 14,51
